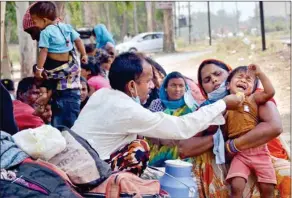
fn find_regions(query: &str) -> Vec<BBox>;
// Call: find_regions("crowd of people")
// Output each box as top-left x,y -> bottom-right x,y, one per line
1,1 -> 291,198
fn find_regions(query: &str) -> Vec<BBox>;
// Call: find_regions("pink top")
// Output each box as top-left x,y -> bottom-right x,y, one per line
88,75 -> 111,91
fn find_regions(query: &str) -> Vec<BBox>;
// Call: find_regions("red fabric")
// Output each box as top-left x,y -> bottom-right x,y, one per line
268,138 -> 289,159
13,100 -> 44,131
23,2 -> 37,30
22,2 -> 61,31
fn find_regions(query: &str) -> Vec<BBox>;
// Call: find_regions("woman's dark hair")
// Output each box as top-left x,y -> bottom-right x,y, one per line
163,71 -> 186,89
109,52 -> 144,92
80,76 -> 90,92
81,56 -> 101,76
197,59 -> 231,96
226,66 -> 259,93
145,57 -> 167,76
95,49 -> 111,64
85,44 -> 95,54
29,1 -> 57,21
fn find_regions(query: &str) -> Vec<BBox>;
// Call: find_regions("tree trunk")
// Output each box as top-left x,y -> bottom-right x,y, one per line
83,2 -> 91,27
15,2 -> 36,78
151,2 -> 156,31
163,8 -> 175,52
133,1 -> 138,35
105,2 -> 111,32
145,2 -> 153,32
0,1 -> 6,61
6,20 -> 12,44
120,13 -> 128,40
0,2 -> 11,79
55,2 -> 66,21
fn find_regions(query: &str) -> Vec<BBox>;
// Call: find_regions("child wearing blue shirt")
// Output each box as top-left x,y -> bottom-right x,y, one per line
30,1 -> 87,128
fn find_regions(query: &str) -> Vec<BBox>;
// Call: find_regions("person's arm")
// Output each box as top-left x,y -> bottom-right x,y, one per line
250,64 -> 275,105
234,101 -> 282,150
129,94 -> 242,140
74,38 -> 87,63
37,30 -> 50,70
69,25 -> 87,63
179,135 -> 214,158
37,48 -> 48,69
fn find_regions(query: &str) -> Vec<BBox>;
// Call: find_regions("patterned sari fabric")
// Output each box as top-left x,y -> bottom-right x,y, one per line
195,59 -> 291,197
148,105 -> 193,167
107,139 -> 150,177
192,149 -> 291,198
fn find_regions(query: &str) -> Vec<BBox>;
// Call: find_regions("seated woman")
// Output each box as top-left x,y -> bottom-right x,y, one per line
147,71 -> 199,167
80,55 -> 111,96
179,59 -> 290,197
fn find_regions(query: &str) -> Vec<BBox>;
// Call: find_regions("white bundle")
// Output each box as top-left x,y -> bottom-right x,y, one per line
13,125 -> 66,161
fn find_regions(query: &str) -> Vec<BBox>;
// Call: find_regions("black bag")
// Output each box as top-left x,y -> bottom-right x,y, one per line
0,160 -> 82,198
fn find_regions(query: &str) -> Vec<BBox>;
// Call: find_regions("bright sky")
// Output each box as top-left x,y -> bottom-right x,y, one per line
176,2 -> 257,21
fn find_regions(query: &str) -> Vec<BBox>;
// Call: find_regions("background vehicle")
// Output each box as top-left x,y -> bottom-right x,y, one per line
115,32 -> 164,54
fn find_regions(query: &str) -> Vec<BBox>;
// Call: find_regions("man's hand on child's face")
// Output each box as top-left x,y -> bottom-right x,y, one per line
81,55 -> 88,64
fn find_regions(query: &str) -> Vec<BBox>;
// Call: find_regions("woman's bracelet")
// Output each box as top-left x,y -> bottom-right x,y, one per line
229,139 -> 241,153
233,139 -> 241,152
36,66 -> 44,71
225,141 -> 233,154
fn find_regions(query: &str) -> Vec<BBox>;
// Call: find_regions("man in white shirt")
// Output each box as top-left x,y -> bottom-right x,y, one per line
72,52 -> 242,176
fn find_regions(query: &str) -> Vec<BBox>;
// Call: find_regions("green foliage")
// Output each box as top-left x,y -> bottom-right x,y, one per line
5,1 -> 18,43
5,2 -> 16,26
66,2 -> 83,28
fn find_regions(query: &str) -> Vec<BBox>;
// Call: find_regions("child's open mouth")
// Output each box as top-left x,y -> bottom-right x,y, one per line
236,84 -> 247,91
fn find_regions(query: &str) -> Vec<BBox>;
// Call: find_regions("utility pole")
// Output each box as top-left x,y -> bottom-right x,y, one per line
188,2 -> 191,44
259,1 -> 266,51
207,1 -> 212,46
178,2 -> 180,37
235,2 -> 239,33
174,2 -> 177,38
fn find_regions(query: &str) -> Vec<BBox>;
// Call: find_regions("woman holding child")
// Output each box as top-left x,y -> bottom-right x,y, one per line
179,59 -> 290,197
147,59 -> 290,197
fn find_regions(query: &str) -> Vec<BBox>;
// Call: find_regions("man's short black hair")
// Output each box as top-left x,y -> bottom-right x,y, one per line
109,52 -> 145,92
226,66 -> 259,93
16,77 -> 35,100
30,1 -> 57,21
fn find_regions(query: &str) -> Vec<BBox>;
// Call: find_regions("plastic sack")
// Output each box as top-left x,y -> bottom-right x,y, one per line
12,125 -> 66,161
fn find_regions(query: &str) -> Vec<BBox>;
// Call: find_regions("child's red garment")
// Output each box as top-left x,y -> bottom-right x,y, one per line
226,144 -> 277,184
13,100 -> 44,130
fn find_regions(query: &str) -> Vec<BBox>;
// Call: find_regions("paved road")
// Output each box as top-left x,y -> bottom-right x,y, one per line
153,50 -> 213,73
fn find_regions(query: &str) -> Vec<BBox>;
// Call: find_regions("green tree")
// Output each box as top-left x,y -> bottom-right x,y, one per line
5,1 -> 17,43
66,2 -> 83,28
